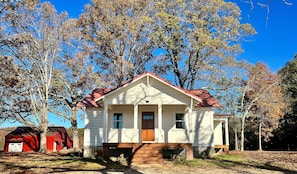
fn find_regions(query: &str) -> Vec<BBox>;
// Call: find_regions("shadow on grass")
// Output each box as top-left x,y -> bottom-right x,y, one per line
0,152 -> 143,174
210,155 -> 296,174
80,157 -> 142,174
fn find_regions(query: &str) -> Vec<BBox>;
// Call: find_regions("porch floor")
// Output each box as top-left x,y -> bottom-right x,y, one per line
214,145 -> 229,153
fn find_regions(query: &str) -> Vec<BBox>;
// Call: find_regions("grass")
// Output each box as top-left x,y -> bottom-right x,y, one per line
174,154 -> 247,169
1,151 -> 296,173
0,153 -> 106,173
18,157 -> 103,170
211,154 -> 253,169
174,152 -> 297,173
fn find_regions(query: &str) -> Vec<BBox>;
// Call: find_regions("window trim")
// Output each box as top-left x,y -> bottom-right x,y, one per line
175,113 -> 185,129
113,113 -> 123,129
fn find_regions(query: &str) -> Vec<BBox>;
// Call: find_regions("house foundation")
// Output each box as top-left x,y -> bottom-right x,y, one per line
84,143 -> 194,164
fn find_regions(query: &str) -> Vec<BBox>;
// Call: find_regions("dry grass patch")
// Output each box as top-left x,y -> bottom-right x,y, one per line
0,152 -> 105,173
1,151 -> 297,174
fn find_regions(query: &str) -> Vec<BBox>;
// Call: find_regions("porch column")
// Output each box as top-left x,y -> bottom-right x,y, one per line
224,119 -> 229,145
103,103 -> 108,143
134,104 -> 138,129
188,98 -> 193,130
158,103 -> 162,129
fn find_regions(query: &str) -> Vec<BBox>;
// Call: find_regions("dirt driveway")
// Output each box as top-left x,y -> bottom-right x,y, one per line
0,151 -> 296,174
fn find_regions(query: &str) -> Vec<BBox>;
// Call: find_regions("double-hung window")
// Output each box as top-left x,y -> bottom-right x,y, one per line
176,113 -> 185,129
113,113 -> 123,129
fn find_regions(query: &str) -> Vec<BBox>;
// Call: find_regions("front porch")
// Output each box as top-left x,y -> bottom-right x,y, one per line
102,143 -> 193,164
104,104 -> 191,144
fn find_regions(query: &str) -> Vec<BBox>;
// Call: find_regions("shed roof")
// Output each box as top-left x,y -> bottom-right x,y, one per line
6,127 -> 69,137
6,127 -> 39,137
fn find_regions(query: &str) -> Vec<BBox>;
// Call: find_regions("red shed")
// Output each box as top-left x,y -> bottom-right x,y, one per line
46,127 -> 73,152
4,127 -> 73,152
4,127 -> 39,152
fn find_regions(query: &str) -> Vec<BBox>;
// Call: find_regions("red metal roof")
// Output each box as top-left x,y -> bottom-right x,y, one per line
77,72 -> 221,108
186,89 -> 222,107
77,88 -> 112,107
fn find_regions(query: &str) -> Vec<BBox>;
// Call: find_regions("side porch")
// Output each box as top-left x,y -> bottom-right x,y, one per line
213,114 -> 230,153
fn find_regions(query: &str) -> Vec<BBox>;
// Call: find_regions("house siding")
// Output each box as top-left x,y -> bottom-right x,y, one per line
190,107 -> 214,158
162,105 -> 189,143
190,108 -> 213,145
84,107 -> 104,158
105,77 -> 190,105
108,105 -> 139,143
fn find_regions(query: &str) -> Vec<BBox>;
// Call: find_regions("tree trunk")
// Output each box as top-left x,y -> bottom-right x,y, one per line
39,117 -> 48,153
258,121 -> 262,151
71,109 -> 80,152
240,116 -> 245,151
39,130 -> 47,153
39,104 -> 48,153
235,130 -> 239,150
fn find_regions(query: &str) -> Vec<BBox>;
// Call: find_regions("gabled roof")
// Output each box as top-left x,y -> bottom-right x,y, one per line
77,72 -> 221,108
6,127 -> 70,137
6,127 -> 39,137
76,88 -> 109,107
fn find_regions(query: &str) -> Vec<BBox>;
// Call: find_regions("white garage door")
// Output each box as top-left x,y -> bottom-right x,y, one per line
8,142 -> 23,152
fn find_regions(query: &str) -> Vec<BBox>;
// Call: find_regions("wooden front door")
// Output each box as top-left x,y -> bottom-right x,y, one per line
142,112 -> 155,141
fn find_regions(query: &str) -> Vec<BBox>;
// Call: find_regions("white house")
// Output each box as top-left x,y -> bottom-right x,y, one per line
78,72 -> 229,164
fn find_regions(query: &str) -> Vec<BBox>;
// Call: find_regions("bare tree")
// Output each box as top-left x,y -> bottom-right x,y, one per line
78,0 -> 155,86
0,57 -> 32,124
1,1 -> 70,153
49,18 -> 102,151
152,0 -> 255,90
238,63 -> 283,151
242,0 -> 293,26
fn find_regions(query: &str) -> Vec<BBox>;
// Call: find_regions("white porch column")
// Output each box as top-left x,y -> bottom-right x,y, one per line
225,119 -> 229,145
158,103 -> 163,143
158,103 -> 162,129
103,103 -> 108,143
188,99 -> 193,131
134,104 -> 138,129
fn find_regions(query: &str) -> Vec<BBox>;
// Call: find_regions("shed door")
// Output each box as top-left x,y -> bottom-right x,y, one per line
8,142 -> 23,152
142,112 -> 155,141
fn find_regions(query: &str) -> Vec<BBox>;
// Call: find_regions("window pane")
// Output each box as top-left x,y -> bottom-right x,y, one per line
176,122 -> 183,128
113,113 -> 123,128
144,115 -> 153,120
176,113 -> 185,129
118,122 -> 122,128
114,113 -> 122,120
176,114 -> 184,121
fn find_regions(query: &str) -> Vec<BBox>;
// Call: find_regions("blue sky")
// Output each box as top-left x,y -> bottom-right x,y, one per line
1,0 -> 296,128
231,0 -> 297,72
46,0 -> 297,72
